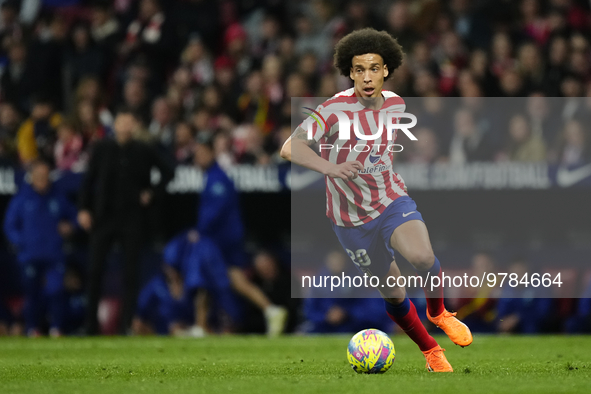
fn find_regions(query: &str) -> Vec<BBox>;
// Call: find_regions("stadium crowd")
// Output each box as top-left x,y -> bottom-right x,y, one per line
0,0 -> 590,336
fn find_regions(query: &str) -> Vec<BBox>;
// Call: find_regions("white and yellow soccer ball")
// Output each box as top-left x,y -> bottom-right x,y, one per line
347,328 -> 395,374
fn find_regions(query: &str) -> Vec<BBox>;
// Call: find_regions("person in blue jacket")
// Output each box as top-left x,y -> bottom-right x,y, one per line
565,279 -> 591,333
3,160 -> 78,336
496,260 -> 554,334
134,229 -> 240,336
56,264 -> 86,335
191,133 -> 287,336
302,251 -> 394,334
132,264 -> 195,336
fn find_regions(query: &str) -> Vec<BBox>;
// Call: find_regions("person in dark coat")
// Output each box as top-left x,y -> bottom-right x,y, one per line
78,108 -> 174,335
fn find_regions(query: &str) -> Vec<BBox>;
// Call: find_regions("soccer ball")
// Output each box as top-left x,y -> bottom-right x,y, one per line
347,328 -> 395,374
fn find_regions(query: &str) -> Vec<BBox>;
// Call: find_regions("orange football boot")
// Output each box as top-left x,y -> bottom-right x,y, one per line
427,309 -> 473,347
422,345 -> 453,372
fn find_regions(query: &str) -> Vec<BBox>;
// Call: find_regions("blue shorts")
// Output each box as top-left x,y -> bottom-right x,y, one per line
331,196 -> 424,278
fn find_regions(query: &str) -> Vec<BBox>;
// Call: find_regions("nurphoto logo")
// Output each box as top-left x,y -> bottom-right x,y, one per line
302,106 -> 418,153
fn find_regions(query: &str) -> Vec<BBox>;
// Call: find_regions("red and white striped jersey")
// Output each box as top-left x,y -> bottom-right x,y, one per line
301,88 -> 408,227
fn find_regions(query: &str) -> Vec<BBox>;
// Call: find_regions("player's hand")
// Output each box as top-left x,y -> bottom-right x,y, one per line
77,210 -> 92,232
325,161 -> 364,181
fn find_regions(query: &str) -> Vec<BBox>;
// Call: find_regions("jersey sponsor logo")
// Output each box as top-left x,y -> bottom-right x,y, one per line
358,164 -> 390,175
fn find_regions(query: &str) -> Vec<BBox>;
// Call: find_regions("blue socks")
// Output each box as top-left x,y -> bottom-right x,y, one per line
384,297 -> 410,319
417,256 -> 441,279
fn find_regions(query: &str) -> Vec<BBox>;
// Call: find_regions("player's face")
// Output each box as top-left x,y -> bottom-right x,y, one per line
350,53 -> 388,98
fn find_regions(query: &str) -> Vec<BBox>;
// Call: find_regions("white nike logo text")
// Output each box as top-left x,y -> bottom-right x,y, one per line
402,211 -> 416,218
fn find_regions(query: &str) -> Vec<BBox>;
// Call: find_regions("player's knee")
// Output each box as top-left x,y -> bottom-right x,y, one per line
406,250 -> 435,271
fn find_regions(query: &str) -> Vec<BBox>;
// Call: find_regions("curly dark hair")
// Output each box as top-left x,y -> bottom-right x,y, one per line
333,28 -> 404,81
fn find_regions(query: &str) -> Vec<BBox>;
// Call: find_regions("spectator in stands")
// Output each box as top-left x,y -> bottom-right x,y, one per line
517,43 -> 544,92
172,121 -> 195,165
565,278 -> 591,333
521,0 -> 551,46
448,108 -> 494,163
454,252 -> 499,333
74,76 -> 113,128
3,160 -> 77,336
54,121 -> 84,171
192,133 -> 287,336
72,99 -> 109,148
120,78 -> 150,125
550,119 -> 590,166
405,128 -> 441,164
385,1 -> 418,53
16,96 -> 63,166
120,0 -> 173,83
63,23 -> 104,92
180,34 -> 214,86
223,23 -> 252,78
26,14 -> 68,108
212,131 -> 235,171
490,32 -> 516,81
497,260 -> 554,334
525,94 -> 563,145
237,70 -> 276,134
0,1 -> 22,52
544,36 -> 569,96
148,97 -> 175,149
167,66 -> 197,115
90,2 -> 120,74
0,102 -> 21,163
78,108 -> 174,335
234,124 -> 270,165
297,52 -> 320,94
500,114 -> 547,162
0,41 -> 31,111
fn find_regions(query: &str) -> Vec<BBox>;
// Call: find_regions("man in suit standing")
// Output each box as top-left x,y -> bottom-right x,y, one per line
78,108 -> 174,335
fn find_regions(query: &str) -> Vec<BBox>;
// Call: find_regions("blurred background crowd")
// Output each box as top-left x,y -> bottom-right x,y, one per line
0,0 -> 590,337
0,0 -> 590,168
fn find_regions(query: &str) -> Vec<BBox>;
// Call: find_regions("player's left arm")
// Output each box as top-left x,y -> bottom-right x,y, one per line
281,127 -> 363,181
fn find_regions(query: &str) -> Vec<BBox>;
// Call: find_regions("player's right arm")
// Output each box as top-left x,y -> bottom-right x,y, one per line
280,126 -> 363,182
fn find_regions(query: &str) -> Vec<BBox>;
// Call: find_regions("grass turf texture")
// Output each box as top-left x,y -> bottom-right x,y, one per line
0,335 -> 590,394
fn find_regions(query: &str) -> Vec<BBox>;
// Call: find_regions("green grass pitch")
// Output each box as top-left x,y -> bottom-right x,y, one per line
1,335 -> 590,394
